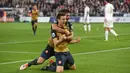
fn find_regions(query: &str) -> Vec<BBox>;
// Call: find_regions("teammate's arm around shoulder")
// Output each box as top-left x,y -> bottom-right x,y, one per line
52,24 -> 70,35
53,35 -> 66,46
52,31 -> 66,46
65,31 -> 73,41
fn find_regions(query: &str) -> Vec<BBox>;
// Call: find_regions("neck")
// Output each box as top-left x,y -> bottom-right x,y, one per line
34,9 -> 36,10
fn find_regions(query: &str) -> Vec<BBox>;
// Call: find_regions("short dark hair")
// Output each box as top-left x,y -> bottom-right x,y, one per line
105,0 -> 112,3
32,3 -> 37,6
58,9 -> 70,13
56,12 -> 66,19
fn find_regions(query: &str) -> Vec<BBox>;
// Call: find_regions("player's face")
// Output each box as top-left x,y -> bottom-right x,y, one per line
66,13 -> 70,20
33,5 -> 37,10
58,16 -> 66,27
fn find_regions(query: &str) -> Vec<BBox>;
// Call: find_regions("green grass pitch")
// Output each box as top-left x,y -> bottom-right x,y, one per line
0,22 -> 130,73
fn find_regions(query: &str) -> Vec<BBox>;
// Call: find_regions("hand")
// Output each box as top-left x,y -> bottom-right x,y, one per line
65,30 -> 70,36
76,37 -> 81,43
62,35 -> 67,40
60,35 -> 66,40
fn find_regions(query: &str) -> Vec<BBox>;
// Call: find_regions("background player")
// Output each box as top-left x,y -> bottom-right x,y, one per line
2,10 -> 7,22
104,0 -> 119,41
29,4 -> 39,35
83,3 -> 91,33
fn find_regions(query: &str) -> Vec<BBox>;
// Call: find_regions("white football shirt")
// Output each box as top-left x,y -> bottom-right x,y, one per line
84,6 -> 90,18
105,3 -> 114,20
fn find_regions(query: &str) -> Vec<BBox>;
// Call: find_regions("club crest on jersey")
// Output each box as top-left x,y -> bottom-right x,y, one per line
45,50 -> 48,54
52,33 -> 56,37
53,20 -> 57,23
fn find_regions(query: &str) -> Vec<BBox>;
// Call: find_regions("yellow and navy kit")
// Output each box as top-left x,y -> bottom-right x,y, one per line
48,37 -> 54,47
51,27 -> 70,52
48,20 -> 73,48
50,21 -> 75,67
31,9 -> 38,21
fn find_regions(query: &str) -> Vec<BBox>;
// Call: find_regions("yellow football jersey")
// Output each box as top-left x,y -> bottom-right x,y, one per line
31,9 -> 38,20
54,28 -> 70,52
48,37 -> 54,47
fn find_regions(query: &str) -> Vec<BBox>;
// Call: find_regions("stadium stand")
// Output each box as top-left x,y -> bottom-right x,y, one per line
0,0 -> 130,20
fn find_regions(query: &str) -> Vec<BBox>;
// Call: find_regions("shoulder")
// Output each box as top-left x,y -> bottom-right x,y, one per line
85,6 -> 89,11
108,3 -> 113,7
107,3 -> 114,9
110,4 -> 114,8
36,10 -> 39,12
105,4 -> 109,9
67,21 -> 73,30
85,7 -> 88,9
67,21 -> 72,26
52,20 -> 58,25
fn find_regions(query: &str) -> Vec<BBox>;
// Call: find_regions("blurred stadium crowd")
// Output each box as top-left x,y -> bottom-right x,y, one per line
0,0 -> 130,17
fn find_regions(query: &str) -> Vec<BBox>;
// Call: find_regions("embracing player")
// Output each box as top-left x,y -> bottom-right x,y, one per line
19,9 -> 80,71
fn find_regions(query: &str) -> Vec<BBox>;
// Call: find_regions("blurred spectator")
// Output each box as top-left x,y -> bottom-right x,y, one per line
0,0 -> 130,17
2,10 -> 7,22
0,9 -> 3,17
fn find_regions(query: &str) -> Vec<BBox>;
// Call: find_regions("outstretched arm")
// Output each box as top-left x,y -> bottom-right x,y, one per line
69,37 -> 81,44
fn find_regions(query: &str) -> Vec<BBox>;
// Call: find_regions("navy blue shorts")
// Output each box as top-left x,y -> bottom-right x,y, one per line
40,44 -> 54,60
31,20 -> 37,25
55,52 -> 74,66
